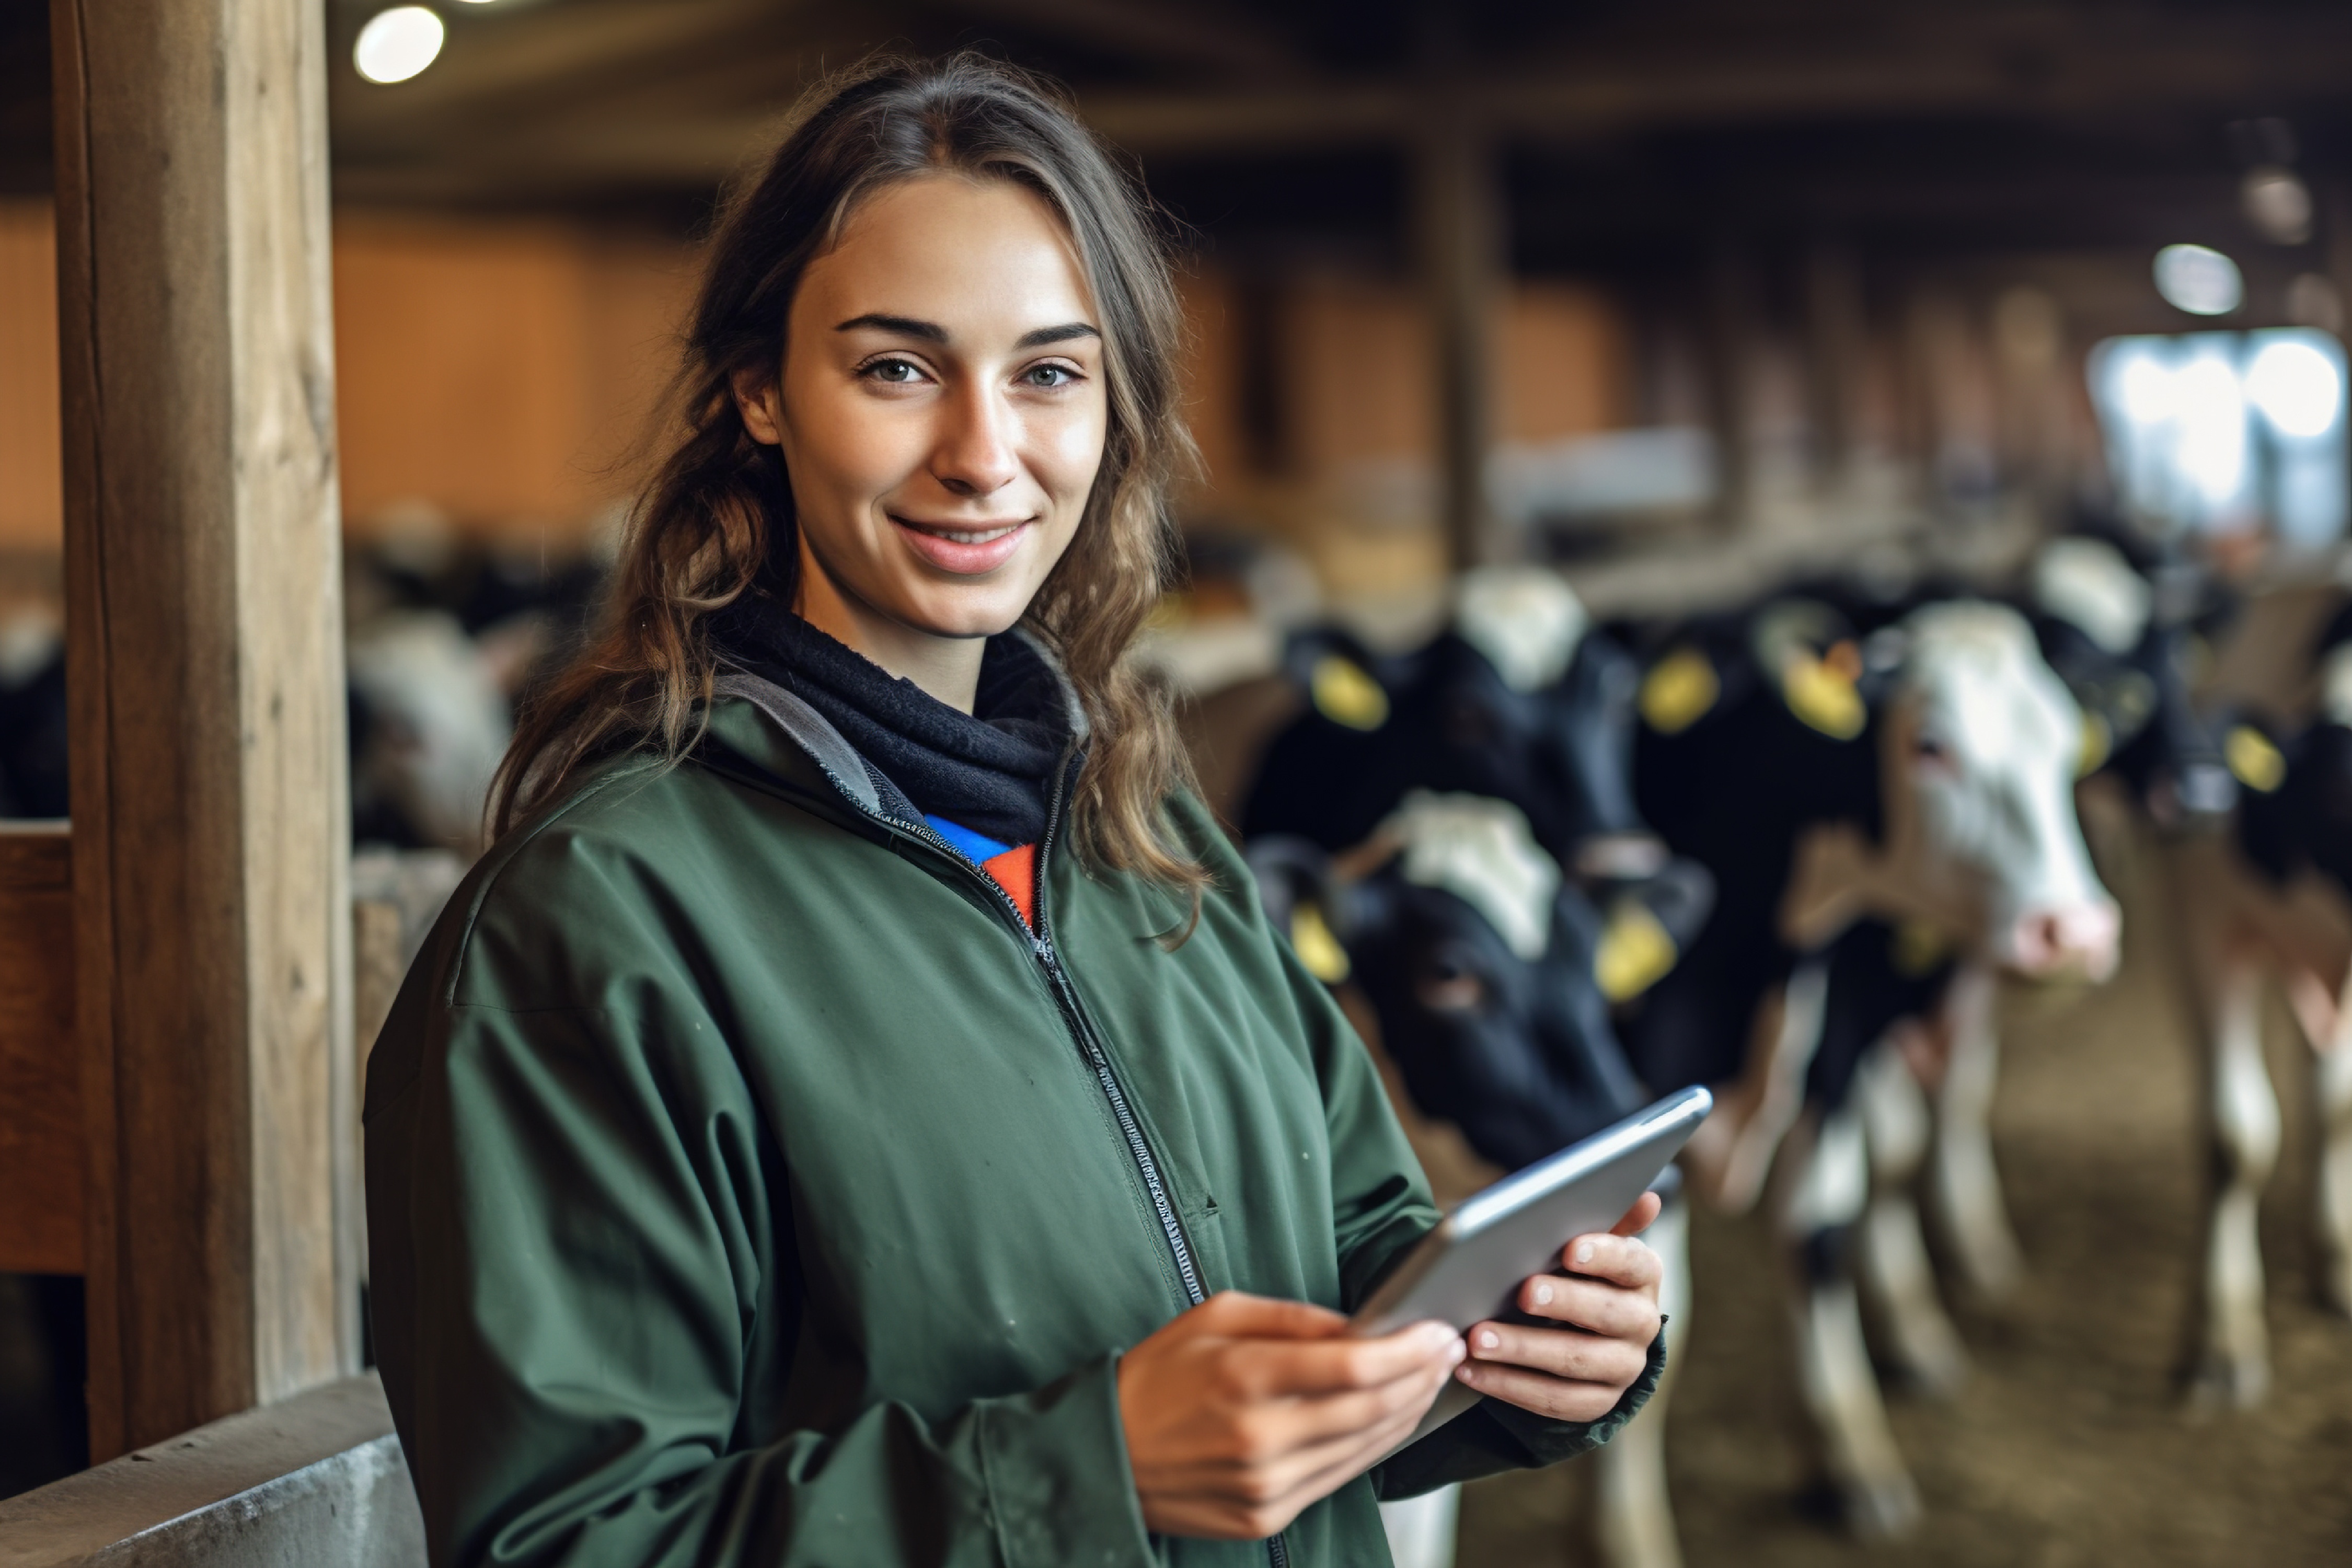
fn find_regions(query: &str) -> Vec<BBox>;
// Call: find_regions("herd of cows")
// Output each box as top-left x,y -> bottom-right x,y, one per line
2,528 -> 2350,1563
1185,533 -> 2352,1565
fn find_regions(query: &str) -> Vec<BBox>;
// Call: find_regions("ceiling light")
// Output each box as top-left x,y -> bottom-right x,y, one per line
354,6 -> 445,84
2245,339 -> 2343,439
2153,245 -> 2243,316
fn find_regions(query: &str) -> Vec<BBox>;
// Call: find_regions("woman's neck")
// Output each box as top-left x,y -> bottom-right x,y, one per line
791,542 -> 986,713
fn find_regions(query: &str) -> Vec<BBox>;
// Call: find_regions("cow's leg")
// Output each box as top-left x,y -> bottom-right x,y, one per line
1588,1193 -> 1690,1568
1685,962 -> 1830,1215
2316,1035 -> 2352,1317
2189,959 -> 2281,1410
1926,963 -> 2025,1301
1854,1035 -> 1968,1396
1378,1486 -> 1459,1568
1778,1106 -> 1921,1538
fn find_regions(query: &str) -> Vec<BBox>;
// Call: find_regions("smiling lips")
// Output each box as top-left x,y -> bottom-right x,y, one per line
891,513 -> 1032,575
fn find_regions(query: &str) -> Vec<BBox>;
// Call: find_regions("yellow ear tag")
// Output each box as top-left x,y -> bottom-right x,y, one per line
1891,917 -> 1951,978
2226,724 -> 2286,793
1783,655 -> 1866,740
1594,901 -> 1677,1003
1288,900 -> 1351,983
1640,647 -> 1720,734
1309,654 -> 1389,732
2077,712 -> 2112,778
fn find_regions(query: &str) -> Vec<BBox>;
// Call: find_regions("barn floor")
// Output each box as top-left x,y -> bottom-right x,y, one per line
1455,812 -> 2352,1566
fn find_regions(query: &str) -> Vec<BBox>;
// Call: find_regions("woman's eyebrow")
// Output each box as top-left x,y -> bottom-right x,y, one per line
1016,322 -> 1100,349
834,312 -> 947,342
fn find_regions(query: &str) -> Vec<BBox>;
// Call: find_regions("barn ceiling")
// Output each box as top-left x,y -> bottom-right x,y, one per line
6,0 -> 2352,297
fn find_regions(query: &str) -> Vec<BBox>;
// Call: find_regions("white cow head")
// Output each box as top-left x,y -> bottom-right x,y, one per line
1784,602 -> 2120,981
348,609 -> 512,858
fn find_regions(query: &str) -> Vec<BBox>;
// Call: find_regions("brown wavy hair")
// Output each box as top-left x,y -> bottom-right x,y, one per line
491,53 -> 1205,899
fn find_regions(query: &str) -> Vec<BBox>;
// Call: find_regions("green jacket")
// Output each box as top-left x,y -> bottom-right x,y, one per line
365,669 -> 1660,1568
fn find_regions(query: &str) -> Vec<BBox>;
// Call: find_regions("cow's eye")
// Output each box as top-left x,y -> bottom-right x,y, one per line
1415,954 -> 1487,1013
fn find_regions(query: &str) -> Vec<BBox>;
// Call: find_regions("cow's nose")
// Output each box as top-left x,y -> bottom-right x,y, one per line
2007,900 -> 2121,982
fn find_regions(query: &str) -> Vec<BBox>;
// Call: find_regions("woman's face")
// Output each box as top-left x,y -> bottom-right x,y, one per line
737,175 -> 1108,650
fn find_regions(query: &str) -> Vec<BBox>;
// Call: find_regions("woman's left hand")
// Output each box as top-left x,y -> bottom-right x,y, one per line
1453,1191 -> 1664,1423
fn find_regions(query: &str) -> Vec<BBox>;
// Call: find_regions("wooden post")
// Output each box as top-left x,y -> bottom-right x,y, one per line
51,0 -> 355,1458
1703,243 -> 1757,529
1412,106 -> 1503,571
1805,244 -> 1866,499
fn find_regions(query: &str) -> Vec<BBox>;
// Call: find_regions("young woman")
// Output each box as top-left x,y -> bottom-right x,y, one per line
365,54 -> 1666,1567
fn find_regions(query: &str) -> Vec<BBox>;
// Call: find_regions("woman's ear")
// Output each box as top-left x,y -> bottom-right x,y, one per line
731,363 -> 785,446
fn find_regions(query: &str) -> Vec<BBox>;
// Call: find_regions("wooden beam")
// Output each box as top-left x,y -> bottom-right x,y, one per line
1702,245 -> 1757,529
1412,107 -> 1502,571
1080,21 -> 2352,155
52,0 -> 356,1459
1805,244 -> 1867,497
921,0 -> 1298,79
0,1373 -> 422,1566
0,824 -> 77,1276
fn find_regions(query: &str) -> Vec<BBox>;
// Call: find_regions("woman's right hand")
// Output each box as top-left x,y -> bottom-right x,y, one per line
1116,1292 -> 1465,1539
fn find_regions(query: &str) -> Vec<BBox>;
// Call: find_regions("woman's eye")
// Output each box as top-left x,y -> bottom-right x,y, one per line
863,358 -> 922,384
1024,364 -> 1077,388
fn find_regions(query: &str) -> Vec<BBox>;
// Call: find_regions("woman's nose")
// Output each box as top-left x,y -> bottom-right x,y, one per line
930,387 -> 1020,497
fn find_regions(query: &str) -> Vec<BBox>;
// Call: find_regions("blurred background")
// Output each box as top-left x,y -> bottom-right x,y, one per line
6,2 -> 2352,1563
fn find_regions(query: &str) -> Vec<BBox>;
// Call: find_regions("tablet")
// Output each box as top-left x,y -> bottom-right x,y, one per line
1354,1085 -> 1713,1455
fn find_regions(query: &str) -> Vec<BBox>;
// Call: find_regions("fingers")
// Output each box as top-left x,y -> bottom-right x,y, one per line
1557,1230 -> 1664,1293
1144,1356 -> 1455,1539
1450,1358 -> 1628,1424
1514,1271 -> 1659,1341
1462,1318 -> 1650,1388
1248,1338 -> 1461,1448
1611,1190 -> 1665,1236
1267,1387 -> 1443,1504
1229,1320 -> 1461,1399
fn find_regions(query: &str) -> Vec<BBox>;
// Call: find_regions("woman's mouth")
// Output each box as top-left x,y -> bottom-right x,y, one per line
891,514 -> 1033,575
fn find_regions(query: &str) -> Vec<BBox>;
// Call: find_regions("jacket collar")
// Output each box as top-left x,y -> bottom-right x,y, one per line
710,624 -> 1087,826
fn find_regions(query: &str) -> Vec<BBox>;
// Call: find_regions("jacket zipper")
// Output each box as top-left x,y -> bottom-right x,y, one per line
776,737 -> 1284,1564
863,757 -> 1210,1311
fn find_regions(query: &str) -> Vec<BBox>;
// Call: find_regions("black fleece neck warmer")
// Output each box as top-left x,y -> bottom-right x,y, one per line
711,593 -> 1072,847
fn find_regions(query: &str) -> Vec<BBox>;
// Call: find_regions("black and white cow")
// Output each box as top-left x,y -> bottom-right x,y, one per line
2167,591 -> 2352,1409
1241,569 -> 1715,1006
1248,791 -> 1689,1568
1627,594 -> 2119,1534
1231,569 -> 1714,1568
2029,534 -> 2239,834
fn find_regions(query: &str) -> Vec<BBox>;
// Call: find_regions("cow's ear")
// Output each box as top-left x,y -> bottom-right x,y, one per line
2226,721 -> 2288,793
1639,644 -> 1720,734
1279,628 -> 1392,731
1287,899 -> 1352,983
1593,894 -> 1679,1003
1307,651 -> 1390,731
1780,641 -> 1867,740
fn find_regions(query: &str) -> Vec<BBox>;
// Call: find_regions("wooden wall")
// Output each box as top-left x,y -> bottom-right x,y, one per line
0,203 -> 61,556
1178,269 -> 1631,481
332,215 -> 698,543
0,199 -> 1634,577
